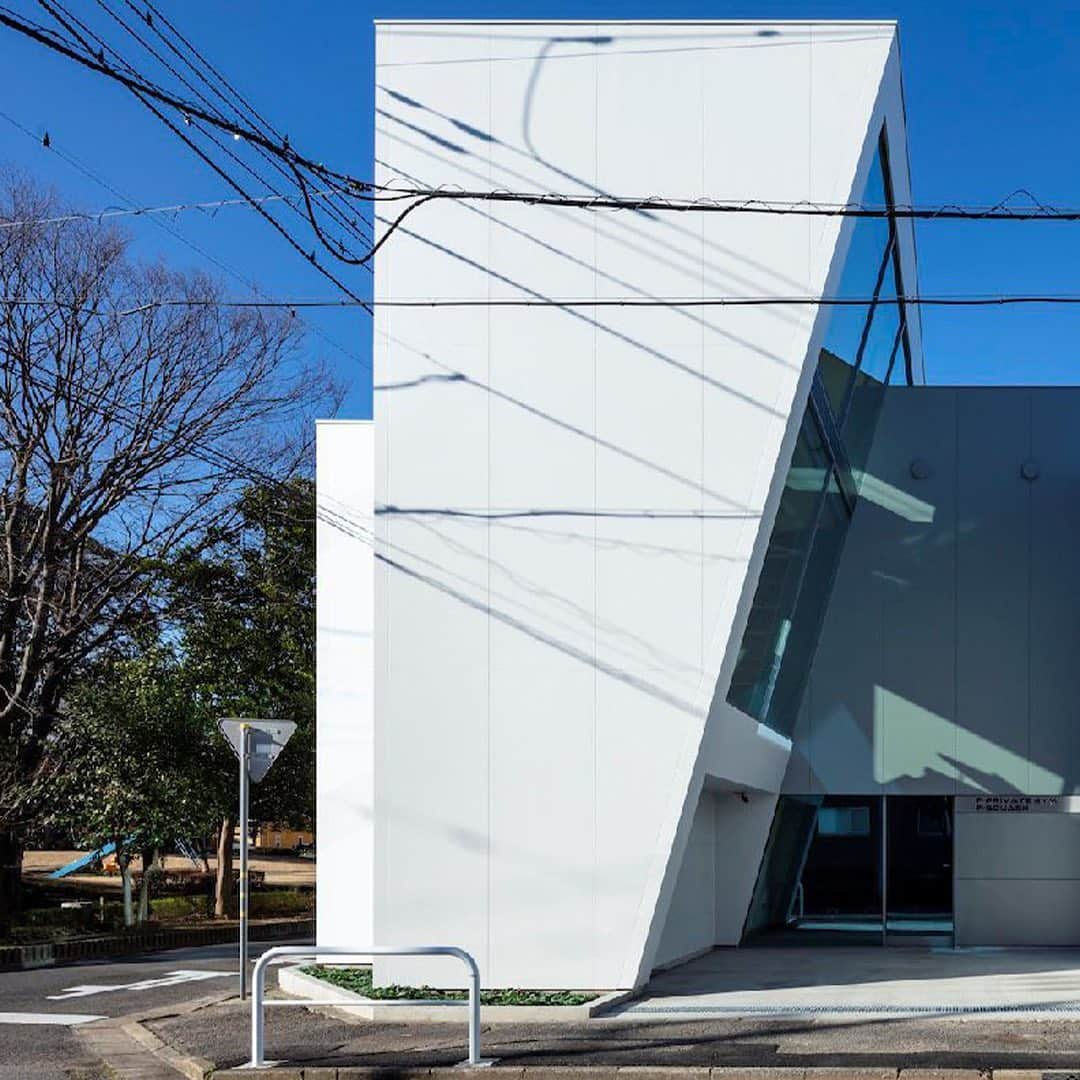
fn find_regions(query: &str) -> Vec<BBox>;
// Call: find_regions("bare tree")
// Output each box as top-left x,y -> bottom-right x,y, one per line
0,174 -> 337,917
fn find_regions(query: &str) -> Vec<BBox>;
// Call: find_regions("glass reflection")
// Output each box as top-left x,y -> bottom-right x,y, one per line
725,128 -> 913,738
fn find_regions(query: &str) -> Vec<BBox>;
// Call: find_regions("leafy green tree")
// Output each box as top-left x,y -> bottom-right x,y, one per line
168,478 -> 315,916
50,645 -> 219,925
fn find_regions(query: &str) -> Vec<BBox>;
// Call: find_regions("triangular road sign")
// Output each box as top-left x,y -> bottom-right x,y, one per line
219,718 -> 297,783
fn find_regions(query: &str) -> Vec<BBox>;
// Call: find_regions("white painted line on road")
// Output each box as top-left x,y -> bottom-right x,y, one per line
0,1012 -> 104,1025
47,969 -> 233,1000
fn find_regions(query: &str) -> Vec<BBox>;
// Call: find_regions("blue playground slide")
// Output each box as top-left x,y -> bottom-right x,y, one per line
48,842 -> 117,879
49,838 -> 200,879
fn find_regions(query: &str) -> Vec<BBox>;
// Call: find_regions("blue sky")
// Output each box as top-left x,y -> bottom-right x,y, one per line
2,2 -> 1080,414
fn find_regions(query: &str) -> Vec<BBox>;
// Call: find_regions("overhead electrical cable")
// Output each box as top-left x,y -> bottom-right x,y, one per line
5,293 -> 1080,313
0,108 -> 369,370
130,0 -> 373,246
0,183 -> 337,229
96,0 -> 373,250
85,0 -> 374,254
25,0 -> 371,308
5,7 -> 1080,225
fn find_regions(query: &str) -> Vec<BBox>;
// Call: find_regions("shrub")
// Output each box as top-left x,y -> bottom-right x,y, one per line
150,895 -> 211,920
250,890 -> 312,917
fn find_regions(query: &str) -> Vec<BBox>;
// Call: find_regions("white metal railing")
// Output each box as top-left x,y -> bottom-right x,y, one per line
249,944 -> 488,1069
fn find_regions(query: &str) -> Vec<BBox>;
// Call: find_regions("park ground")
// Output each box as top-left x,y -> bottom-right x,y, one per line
22,850 -> 315,892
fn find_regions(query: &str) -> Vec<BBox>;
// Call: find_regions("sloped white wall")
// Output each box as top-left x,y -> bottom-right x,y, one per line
654,785 -> 778,967
370,20 -> 909,989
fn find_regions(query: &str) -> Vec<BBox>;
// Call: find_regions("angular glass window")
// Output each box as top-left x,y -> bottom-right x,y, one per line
725,125 -> 913,740
818,148 -> 891,416
726,407 -> 832,732
842,298 -> 900,484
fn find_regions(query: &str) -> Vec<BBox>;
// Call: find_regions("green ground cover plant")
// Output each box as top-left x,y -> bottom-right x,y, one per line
303,965 -> 597,1006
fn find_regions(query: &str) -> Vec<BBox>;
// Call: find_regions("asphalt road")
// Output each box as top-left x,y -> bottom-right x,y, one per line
0,941 -> 244,1079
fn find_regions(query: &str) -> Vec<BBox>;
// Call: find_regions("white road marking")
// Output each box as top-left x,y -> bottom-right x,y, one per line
47,969 -> 233,1001
0,1012 -> 104,1025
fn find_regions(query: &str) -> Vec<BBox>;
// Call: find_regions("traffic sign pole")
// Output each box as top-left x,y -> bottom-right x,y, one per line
239,723 -> 250,1001
217,717 -> 297,1004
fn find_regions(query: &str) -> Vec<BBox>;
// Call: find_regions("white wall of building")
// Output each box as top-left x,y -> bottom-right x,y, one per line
315,421 -> 375,948
362,20 -> 916,989
654,784 -> 779,966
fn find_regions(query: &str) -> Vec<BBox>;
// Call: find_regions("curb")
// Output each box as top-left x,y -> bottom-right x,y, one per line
211,1068 -> 1019,1079
0,916 -> 313,971
277,965 -> 637,1023
78,992 -> 227,1079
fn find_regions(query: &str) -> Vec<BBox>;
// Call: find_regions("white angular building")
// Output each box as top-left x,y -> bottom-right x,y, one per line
317,21 -> 1080,989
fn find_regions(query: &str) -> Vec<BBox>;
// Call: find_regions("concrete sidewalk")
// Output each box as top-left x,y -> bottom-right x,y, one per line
149,998 -> 1080,1075
618,946 -> 1080,1018
141,947 -> 1080,1075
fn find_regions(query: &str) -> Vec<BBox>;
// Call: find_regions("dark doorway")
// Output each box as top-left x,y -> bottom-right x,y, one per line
744,794 -> 953,945
886,795 -> 953,939
803,796 -> 883,920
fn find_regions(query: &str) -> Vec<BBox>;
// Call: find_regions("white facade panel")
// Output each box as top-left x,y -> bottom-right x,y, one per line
316,421 -> 375,948
357,20 -> 911,988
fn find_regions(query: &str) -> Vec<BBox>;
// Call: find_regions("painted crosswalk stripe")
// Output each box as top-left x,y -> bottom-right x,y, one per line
0,1012 -> 104,1025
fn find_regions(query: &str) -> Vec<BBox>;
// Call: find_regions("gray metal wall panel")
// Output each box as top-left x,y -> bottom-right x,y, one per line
955,807 -> 1080,945
804,529 -> 881,793
1029,390 -> 1080,794
787,386 -> 1080,801
955,879 -> 1080,946
955,811 -> 1080,880
877,390 -> 959,795
956,390 -> 1031,795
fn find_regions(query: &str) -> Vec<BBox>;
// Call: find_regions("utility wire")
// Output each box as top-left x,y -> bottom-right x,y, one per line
129,0 -> 373,247
6,6 -> 1080,226
22,0 -> 371,309
5,294 -> 1080,313
33,0 -> 376,259
0,186 -> 337,229
96,0 -> 372,250
0,108 -> 369,370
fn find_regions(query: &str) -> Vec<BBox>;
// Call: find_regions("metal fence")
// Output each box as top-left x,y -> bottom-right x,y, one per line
248,944 -> 487,1068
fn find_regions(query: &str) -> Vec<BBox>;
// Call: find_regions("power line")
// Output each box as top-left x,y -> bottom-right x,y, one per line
129,0 -> 373,248
0,108 -> 370,371
6,5 -> 1080,228
6,293 -> 1080,313
92,0 -> 372,251
0,186 -> 335,229
20,0 -> 372,309
20,0 -> 377,263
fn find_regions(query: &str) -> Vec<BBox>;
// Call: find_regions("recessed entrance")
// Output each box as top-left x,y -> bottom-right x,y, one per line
744,795 -> 954,944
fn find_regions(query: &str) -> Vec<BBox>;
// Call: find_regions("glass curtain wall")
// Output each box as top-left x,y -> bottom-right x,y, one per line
726,128 -> 912,738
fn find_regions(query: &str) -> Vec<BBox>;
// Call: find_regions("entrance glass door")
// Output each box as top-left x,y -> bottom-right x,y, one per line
885,795 -> 953,941
796,795 -> 884,942
744,794 -> 954,945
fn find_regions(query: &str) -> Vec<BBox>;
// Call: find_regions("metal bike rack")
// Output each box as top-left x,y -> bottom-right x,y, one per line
248,944 -> 488,1069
